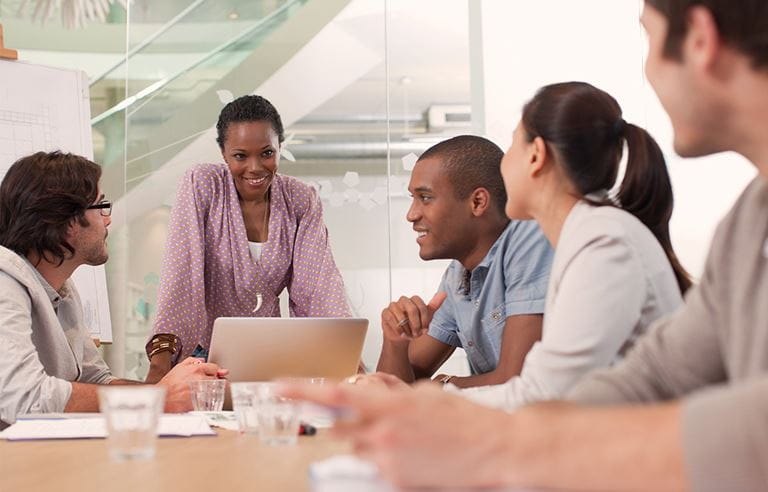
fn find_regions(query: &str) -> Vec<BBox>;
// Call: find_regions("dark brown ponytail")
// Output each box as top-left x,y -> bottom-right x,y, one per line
620,123 -> 692,293
522,82 -> 692,294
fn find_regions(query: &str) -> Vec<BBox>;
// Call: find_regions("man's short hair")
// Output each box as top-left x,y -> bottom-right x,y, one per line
0,151 -> 102,265
646,0 -> 768,69
418,135 -> 507,216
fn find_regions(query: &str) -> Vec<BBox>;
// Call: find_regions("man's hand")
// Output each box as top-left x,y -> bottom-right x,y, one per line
280,381 -> 515,489
431,373 -> 454,385
345,371 -> 412,390
381,291 -> 447,341
156,357 -> 228,412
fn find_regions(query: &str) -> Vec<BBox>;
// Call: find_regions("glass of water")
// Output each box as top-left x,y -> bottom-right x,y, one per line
231,382 -> 262,435
98,386 -> 165,462
189,379 -> 226,412
258,395 -> 301,446
276,377 -> 331,428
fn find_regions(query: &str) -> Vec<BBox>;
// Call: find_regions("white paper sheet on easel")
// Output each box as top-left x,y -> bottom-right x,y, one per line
0,59 -> 113,342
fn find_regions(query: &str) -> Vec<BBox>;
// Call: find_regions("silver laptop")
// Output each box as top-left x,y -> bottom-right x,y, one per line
208,317 -> 368,381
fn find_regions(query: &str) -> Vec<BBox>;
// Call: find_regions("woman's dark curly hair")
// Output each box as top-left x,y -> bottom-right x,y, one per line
215,94 -> 285,149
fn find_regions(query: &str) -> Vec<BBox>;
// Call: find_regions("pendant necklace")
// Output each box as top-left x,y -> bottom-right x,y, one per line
252,186 -> 271,313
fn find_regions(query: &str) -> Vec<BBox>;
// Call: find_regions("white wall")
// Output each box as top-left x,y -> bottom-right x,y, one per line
475,0 -> 756,278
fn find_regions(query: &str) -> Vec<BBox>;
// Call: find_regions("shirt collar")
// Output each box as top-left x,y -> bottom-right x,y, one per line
464,220 -> 514,276
457,221 -> 515,295
24,258 -> 68,308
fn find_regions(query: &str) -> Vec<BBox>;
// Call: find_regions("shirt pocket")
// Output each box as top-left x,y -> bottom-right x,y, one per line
482,302 -> 506,329
480,302 -> 506,365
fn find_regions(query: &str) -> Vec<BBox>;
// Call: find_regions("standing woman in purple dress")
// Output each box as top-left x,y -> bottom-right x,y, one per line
145,95 -> 351,380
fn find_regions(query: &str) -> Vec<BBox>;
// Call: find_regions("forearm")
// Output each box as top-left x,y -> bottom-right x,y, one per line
63,379 -> 144,413
63,382 -> 101,412
109,379 -> 142,385
502,402 -> 686,491
145,351 -> 172,383
376,340 -> 416,383
446,314 -> 539,389
444,369 -> 518,389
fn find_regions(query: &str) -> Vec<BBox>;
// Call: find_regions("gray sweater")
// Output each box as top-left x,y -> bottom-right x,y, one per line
0,247 -> 114,428
569,176 -> 768,492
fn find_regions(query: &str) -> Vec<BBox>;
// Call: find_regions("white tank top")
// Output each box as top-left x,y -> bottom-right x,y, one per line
248,241 -> 264,262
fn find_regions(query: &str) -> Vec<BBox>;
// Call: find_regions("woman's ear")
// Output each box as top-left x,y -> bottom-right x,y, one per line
529,136 -> 548,177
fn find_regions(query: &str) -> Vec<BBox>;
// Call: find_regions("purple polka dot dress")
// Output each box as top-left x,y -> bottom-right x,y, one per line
152,163 -> 351,361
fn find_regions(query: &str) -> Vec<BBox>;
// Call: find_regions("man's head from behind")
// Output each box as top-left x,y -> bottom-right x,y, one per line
0,151 -> 106,266
407,135 -> 507,262
642,0 -> 768,157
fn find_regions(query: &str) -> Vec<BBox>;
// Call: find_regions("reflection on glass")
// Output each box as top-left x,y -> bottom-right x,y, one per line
0,0 -> 475,378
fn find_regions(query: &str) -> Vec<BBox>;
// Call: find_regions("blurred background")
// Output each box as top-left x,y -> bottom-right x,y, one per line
0,0 -> 755,379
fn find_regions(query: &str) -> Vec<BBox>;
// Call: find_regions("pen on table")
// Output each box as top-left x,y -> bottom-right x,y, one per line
299,423 -> 317,436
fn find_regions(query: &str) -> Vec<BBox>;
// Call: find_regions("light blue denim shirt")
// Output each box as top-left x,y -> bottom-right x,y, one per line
428,220 -> 553,375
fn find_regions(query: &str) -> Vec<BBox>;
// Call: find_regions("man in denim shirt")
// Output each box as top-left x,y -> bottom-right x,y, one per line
377,136 -> 553,388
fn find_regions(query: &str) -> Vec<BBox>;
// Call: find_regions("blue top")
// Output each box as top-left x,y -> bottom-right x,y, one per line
428,220 -> 554,375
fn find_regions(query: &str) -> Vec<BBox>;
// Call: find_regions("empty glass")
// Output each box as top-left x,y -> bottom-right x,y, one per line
189,379 -> 226,412
231,382 -> 262,435
230,381 -> 303,443
277,377 -> 331,428
258,394 -> 301,446
98,386 -> 165,462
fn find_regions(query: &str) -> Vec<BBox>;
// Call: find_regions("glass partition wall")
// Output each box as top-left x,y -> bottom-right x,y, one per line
85,0 -> 474,378
4,0 -> 752,380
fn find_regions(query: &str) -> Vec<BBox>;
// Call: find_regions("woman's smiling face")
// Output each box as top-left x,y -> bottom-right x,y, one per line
222,120 -> 280,201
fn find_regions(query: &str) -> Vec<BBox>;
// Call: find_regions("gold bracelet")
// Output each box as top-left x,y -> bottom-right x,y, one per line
148,345 -> 173,360
145,334 -> 180,361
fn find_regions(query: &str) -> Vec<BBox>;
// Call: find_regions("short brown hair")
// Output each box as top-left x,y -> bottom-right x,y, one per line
0,151 -> 102,265
418,135 -> 507,217
646,0 -> 768,69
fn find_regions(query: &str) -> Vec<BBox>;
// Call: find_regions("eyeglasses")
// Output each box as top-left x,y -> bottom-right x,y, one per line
86,201 -> 112,217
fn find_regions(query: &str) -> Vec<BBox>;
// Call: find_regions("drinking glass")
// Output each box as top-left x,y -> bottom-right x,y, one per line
189,379 -> 226,412
98,386 -> 165,462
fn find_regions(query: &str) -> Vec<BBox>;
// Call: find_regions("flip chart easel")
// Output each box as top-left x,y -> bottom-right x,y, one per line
0,25 -> 18,60
0,27 -> 113,343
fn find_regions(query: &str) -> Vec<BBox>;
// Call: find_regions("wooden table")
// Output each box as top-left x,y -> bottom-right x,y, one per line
0,429 -> 351,492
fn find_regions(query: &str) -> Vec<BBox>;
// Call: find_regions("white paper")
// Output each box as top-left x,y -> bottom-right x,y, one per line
309,455 -> 392,492
308,455 -> 537,492
0,414 -> 215,440
191,411 -> 240,431
0,60 -> 113,342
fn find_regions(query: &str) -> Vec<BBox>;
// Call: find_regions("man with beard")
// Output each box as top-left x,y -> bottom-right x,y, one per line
0,151 -> 225,429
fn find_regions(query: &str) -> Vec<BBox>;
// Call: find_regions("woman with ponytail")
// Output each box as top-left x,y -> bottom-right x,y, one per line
456,81 -> 689,410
